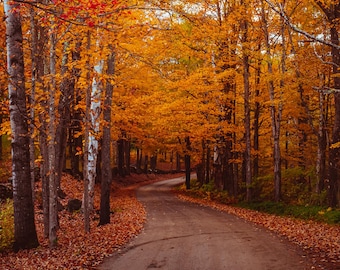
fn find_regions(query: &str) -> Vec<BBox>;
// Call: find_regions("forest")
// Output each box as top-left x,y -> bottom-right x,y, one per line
0,0 -> 339,255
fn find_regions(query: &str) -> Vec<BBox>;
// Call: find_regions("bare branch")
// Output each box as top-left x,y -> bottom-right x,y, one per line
264,0 -> 340,50
313,86 -> 340,94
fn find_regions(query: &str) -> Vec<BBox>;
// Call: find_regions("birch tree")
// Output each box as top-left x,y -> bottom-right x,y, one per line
4,0 -> 39,250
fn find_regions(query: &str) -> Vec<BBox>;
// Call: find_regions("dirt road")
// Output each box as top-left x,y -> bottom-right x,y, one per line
99,176 -> 310,270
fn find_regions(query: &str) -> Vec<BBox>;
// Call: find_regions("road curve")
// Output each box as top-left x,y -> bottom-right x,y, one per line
99,177 -> 309,270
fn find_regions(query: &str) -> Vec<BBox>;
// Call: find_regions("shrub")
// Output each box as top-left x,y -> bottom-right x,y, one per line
0,199 -> 14,252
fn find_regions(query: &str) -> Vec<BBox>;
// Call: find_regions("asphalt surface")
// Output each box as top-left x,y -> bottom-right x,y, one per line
99,176 -> 309,270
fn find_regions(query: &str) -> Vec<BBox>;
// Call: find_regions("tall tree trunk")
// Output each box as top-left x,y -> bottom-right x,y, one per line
241,11 -> 252,202
99,50 -> 115,226
69,41 -> 82,178
83,31 -> 92,233
29,7 -> 37,202
4,0 -> 39,250
313,1 -> 340,207
316,90 -> 327,194
328,23 -> 340,207
261,1 -> 282,202
48,20 -> 58,248
253,47 -> 261,179
87,47 -> 104,212
55,42 -> 72,190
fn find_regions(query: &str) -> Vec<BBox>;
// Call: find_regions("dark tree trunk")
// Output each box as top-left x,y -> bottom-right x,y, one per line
0,114 -> 2,160
206,142 -> 211,184
99,50 -> 114,226
136,147 -> 142,173
69,41 -> 82,179
176,153 -> 181,172
253,47 -> 261,179
4,0 -> 39,250
185,136 -> 191,190
312,1 -> 340,207
150,154 -> 157,171
143,155 -> 149,173
117,139 -> 125,177
125,140 -> 131,175
55,43 -> 73,189
328,28 -> 340,207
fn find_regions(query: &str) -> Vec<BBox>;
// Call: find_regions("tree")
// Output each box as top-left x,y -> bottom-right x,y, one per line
265,0 -> 340,206
241,1 -> 252,202
261,0 -> 282,202
313,1 -> 340,208
4,0 -> 39,250
99,49 -> 115,226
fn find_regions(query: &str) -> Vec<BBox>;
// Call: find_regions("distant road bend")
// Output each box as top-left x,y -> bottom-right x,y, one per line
99,176 -> 309,270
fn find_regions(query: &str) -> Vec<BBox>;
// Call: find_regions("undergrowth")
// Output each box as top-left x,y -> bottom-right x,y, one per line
238,201 -> 340,224
176,179 -> 340,225
0,199 -> 14,252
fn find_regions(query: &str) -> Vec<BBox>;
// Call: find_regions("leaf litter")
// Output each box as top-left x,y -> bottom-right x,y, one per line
1,173 -> 339,270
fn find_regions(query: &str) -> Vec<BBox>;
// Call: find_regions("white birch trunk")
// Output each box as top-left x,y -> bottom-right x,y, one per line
87,59 -> 104,212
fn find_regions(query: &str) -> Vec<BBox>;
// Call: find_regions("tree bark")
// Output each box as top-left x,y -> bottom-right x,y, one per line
261,1 -> 282,202
253,45 -> 261,179
99,50 -> 115,226
4,0 -> 39,250
185,136 -> 191,190
312,1 -> 340,207
55,42 -> 72,190
241,11 -> 252,202
117,139 -> 125,176
83,31 -> 92,233
87,58 -> 103,212
48,21 -> 58,248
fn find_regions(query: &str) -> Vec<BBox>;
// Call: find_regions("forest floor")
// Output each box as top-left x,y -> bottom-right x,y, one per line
0,171 -> 339,269
0,172 -> 183,270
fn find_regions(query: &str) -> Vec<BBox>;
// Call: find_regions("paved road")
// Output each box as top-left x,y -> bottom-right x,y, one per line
99,177 -> 309,270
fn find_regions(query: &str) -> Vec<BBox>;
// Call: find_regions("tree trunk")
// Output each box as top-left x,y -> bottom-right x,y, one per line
117,139 -> 125,176
99,50 -> 115,226
48,22 -> 58,248
29,7 -> 37,202
83,31 -> 92,233
176,153 -> 181,172
253,45 -> 261,180
317,91 -> 327,194
125,139 -> 131,175
261,1 -> 282,202
312,1 -> 340,207
144,155 -> 149,173
55,42 -> 72,190
69,41 -> 82,178
136,147 -> 142,173
327,23 -> 340,207
241,13 -> 252,202
87,57 -> 103,212
4,0 -> 39,250
205,141 -> 211,184
185,136 -> 191,190
0,114 -> 2,160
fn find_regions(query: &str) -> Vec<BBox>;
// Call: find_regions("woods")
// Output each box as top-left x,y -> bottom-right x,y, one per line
0,0 -> 339,253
